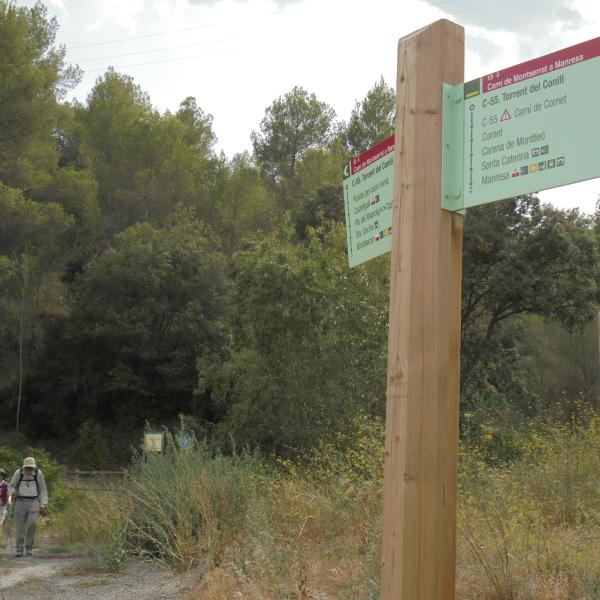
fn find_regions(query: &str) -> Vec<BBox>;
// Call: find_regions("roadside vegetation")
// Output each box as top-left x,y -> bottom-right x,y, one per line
22,409 -> 599,599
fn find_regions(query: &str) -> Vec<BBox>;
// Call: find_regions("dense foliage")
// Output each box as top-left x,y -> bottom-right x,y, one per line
1,2 -> 599,463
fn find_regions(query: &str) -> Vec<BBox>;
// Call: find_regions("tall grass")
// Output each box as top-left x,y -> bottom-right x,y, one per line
54,411 -> 600,598
51,489 -> 130,570
126,445 -> 263,569
55,422 -> 384,597
458,409 -> 600,599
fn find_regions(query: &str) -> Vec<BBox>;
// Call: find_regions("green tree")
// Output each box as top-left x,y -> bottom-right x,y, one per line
0,183 -> 73,431
0,0 -> 80,189
79,69 -> 152,218
251,86 -> 336,184
294,138 -> 347,200
80,71 -> 217,232
54,101 -> 92,171
461,195 -> 599,407
198,223 -> 389,454
520,316 -> 600,410
292,184 -> 344,242
33,167 -> 100,247
345,77 -> 395,155
292,138 -> 348,239
213,153 -> 278,252
175,96 -> 217,157
26,212 -> 228,434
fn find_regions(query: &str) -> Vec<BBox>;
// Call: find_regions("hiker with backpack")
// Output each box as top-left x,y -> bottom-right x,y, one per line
8,457 -> 48,557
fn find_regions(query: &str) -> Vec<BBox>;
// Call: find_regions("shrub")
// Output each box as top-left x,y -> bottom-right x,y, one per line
69,421 -> 110,470
126,443 -> 264,569
458,409 -> 600,599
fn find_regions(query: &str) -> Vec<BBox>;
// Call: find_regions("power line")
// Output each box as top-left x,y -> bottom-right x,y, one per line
67,24 -> 216,50
454,0 -> 535,13
71,0 -> 537,75
65,10 -> 283,51
427,0 -> 534,10
71,37 -> 238,63
81,48 -> 240,74
426,0 -> 469,7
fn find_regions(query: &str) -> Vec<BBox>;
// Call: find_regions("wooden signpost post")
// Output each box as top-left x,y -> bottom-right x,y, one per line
381,20 -> 464,600
341,17 -> 600,599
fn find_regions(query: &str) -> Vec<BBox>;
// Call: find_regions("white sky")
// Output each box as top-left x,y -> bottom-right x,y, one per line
17,0 -> 600,214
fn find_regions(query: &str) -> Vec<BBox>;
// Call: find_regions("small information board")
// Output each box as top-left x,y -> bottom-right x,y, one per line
443,36 -> 600,211
343,135 -> 394,267
143,431 -> 164,454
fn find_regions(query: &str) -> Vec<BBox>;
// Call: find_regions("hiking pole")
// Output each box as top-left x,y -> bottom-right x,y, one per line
0,507 -> 5,549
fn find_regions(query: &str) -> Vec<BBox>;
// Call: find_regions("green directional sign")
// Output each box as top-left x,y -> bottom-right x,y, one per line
443,36 -> 600,211
343,135 -> 394,267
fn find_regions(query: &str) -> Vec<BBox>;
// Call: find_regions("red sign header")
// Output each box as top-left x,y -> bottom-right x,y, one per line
482,35 -> 600,94
350,134 -> 394,175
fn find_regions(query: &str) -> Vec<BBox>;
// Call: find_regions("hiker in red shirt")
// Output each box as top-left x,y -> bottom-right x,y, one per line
0,468 -> 9,529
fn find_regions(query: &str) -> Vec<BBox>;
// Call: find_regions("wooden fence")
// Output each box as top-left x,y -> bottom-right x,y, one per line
66,469 -> 129,491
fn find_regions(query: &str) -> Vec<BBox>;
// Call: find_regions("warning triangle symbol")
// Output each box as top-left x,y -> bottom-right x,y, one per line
500,108 -> 512,121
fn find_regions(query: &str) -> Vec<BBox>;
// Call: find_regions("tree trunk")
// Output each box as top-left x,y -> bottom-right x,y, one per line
16,285 -> 25,433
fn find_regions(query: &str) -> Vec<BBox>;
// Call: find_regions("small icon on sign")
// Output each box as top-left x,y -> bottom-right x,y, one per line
541,145 -> 549,155
557,156 -> 565,167
520,166 -> 529,176
538,161 -> 547,171
547,159 -> 556,169
370,194 -> 380,205
500,108 -> 512,121
512,169 -> 520,178
532,148 -> 540,157
530,164 -> 538,173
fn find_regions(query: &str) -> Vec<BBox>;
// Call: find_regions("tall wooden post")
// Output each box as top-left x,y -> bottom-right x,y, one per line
381,20 -> 464,600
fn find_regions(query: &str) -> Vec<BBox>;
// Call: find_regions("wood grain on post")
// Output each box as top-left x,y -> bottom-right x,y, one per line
381,20 -> 464,600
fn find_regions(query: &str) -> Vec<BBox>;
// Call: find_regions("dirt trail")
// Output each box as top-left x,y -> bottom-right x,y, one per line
0,545 -> 196,599
0,558 -> 70,590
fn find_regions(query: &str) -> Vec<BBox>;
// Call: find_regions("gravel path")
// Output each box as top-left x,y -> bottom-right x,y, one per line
0,546 -> 196,599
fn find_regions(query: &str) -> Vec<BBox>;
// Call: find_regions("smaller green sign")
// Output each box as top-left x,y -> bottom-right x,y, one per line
343,135 -> 395,267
